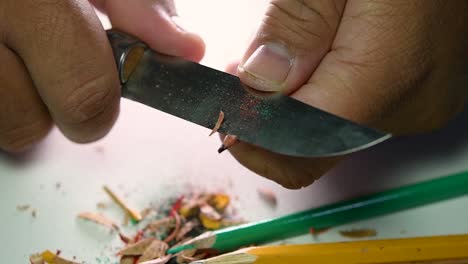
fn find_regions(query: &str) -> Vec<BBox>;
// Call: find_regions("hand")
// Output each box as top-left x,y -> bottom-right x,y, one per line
227,0 -> 468,188
0,0 -> 204,152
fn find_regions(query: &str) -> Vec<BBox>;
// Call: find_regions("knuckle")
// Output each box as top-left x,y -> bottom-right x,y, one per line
0,119 -> 51,153
59,72 -> 119,126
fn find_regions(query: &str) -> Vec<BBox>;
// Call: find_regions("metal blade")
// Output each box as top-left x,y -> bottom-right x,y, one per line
107,30 -> 391,157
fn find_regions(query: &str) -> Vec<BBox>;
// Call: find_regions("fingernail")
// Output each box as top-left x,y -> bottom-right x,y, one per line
171,16 -> 189,33
239,43 -> 293,92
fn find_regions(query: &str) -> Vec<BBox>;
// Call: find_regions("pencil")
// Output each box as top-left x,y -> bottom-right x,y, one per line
191,234 -> 468,264
168,170 -> 468,254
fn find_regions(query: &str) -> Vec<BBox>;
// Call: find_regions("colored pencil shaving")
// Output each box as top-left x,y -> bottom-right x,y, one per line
339,228 -> 378,238
77,212 -> 119,231
218,135 -> 238,153
190,234 -> 468,264
17,204 -> 31,211
30,190 -> 240,264
256,188 -> 277,207
209,111 -> 224,136
30,250 -> 79,264
103,185 -> 143,222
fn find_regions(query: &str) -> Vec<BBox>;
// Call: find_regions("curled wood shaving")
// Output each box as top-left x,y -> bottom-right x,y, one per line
103,185 -> 142,221
138,255 -> 172,264
119,233 -> 132,244
29,253 -> 44,264
164,211 -> 181,243
119,237 -> 155,256
144,217 -> 175,232
77,212 -> 119,231
176,219 -> 199,241
137,240 -> 169,263
141,208 -> 157,220
339,228 -> 377,238
257,187 -> 277,207
200,204 -> 222,221
120,256 -> 136,264
209,111 -> 224,136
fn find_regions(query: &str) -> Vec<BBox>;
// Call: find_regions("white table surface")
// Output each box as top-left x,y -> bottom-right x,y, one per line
1,1 -> 468,262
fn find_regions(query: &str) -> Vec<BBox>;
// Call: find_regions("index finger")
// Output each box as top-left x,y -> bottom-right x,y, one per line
3,0 -> 120,143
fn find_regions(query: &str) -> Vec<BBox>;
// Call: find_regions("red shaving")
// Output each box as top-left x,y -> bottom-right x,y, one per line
309,227 -> 329,235
164,211 -> 181,243
133,230 -> 144,242
170,196 -> 185,217
119,233 -> 131,244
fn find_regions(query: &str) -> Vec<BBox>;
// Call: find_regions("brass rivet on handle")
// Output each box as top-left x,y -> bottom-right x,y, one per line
120,44 -> 146,84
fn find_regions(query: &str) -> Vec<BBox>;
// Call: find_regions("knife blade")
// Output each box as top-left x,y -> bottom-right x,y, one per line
106,29 -> 391,158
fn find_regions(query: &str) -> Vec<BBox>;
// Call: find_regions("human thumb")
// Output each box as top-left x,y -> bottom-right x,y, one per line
238,0 -> 346,93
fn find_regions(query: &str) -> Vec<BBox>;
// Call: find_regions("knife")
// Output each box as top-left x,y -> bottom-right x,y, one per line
106,29 -> 391,158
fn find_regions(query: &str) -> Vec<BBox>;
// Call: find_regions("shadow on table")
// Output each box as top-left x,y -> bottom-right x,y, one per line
320,108 -> 468,202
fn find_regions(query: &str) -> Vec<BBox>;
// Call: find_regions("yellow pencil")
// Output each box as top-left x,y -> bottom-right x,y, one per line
191,234 -> 468,264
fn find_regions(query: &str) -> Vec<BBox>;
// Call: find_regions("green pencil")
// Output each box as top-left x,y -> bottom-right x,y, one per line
168,170 -> 468,254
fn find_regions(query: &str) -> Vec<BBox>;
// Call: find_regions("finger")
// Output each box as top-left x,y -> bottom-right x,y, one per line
237,0 -> 346,93
3,0 -> 120,143
225,61 -> 240,75
90,0 -> 205,62
292,0 -> 466,134
228,139 -> 340,189
0,45 -> 52,152
223,62 -> 341,189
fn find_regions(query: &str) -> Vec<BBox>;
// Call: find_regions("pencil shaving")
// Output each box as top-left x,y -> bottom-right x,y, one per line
119,256 -> 136,264
209,111 -> 224,136
257,188 -> 277,207
77,212 -> 119,231
209,193 -> 230,212
38,250 -> 80,264
137,240 -> 168,263
103,185 -> 142,222
175,249 -> 198,264
29,253 -> 44,264
145,217 -> 175,232
17,204 -> 31,212
176,219 -> 199,241
339,228 -> 377,238
164,211 -> 181,243
119,237 -> 155,256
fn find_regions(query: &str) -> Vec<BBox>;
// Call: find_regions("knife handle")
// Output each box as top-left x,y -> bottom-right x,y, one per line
106,29 -> 147,84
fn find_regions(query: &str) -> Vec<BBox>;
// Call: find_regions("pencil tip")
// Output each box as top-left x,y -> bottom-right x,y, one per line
218,145 -> 227,153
